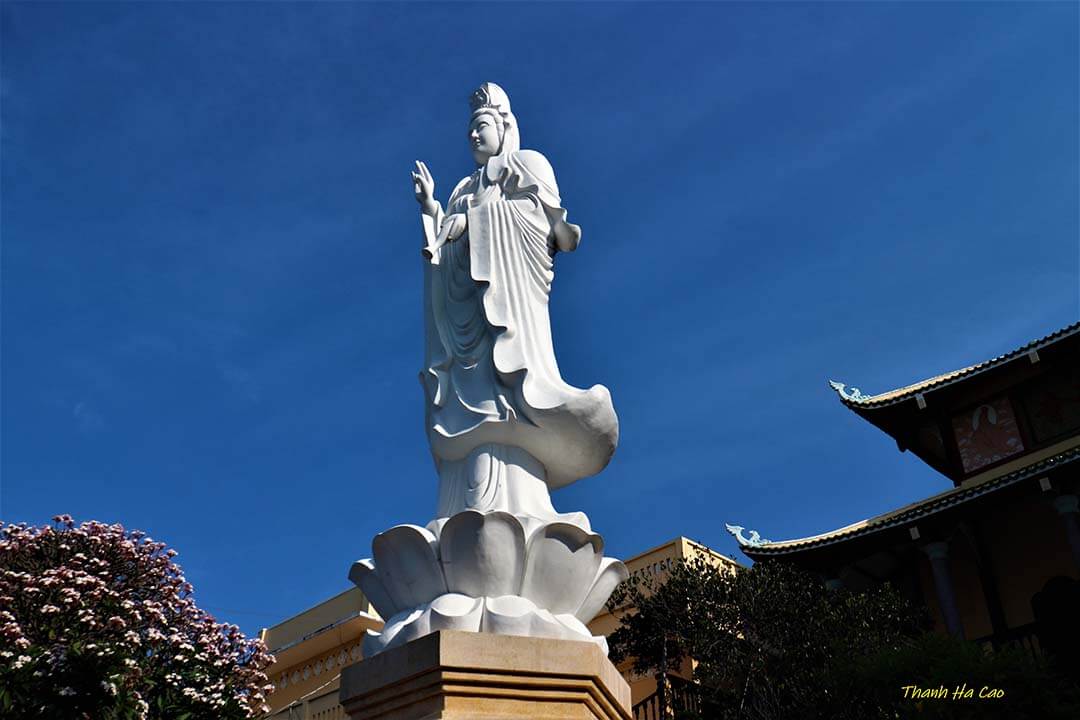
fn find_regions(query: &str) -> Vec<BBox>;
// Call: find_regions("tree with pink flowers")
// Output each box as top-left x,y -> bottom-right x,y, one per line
0,516 -> 274,719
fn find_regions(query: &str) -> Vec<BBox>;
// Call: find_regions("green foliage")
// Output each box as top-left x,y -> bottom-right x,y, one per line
834,632 -> 1080,720
606,557 -> 1080,719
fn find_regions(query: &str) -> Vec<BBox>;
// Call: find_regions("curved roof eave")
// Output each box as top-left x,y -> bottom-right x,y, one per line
828,321 -> 1080,410
733,445 -> 1080,558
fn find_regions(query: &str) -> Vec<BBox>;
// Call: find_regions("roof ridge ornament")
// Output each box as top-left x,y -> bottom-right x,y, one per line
725,523 -> 771,548
737,446 -> 1080,557
829,380 -> 869,402
828,322 -> 1080,409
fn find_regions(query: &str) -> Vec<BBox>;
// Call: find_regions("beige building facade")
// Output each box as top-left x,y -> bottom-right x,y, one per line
260,588 -> 381,720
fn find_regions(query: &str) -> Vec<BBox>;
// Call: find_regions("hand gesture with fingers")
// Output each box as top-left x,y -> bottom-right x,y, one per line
412,161 -> 438,218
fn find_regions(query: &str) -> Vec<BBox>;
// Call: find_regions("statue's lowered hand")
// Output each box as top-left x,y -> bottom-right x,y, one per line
440,213 -> 466,243
422,213 -> 466,260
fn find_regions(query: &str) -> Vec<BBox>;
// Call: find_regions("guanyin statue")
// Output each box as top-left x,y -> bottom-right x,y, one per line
350,84 -> 625,657
413,82 -> 619,526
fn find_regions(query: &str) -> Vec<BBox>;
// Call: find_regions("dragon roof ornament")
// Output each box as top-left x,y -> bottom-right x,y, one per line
828,380 -> 869,403
725,523 -> 771,548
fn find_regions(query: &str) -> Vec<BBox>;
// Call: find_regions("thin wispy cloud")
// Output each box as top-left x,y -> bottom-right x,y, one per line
2,2 -> 1075,634
72,402 -> 104,434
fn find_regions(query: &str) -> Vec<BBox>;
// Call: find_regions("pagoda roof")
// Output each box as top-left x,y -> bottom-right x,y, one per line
730,443 -> 1080,558
829,321 -> 1080,410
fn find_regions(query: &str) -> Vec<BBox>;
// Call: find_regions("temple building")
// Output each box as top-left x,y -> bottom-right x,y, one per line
731,322 -> 1080,662
261,537 -> 738,720
261,321 -> 1080,719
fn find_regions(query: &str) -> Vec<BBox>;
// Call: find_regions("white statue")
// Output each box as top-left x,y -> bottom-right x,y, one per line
414,82 -> 619,524
351,84 -> 626,657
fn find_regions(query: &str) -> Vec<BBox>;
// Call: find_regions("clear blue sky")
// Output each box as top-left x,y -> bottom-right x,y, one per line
2,2 -> 1077,636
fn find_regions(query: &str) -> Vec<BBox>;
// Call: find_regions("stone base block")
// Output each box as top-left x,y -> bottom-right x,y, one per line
339,630 -> 631,720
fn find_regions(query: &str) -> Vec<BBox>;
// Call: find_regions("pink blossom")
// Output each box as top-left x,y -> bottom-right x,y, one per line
1,517 -> 274,718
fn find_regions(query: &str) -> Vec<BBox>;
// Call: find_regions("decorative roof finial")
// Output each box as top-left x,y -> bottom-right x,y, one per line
725,524 -> 771,548
829,380 -> 869,402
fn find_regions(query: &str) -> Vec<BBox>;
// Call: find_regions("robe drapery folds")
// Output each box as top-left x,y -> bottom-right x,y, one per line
422,149 -> 618,490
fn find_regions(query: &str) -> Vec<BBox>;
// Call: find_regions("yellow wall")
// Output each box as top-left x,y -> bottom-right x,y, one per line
261,588 -> 382,716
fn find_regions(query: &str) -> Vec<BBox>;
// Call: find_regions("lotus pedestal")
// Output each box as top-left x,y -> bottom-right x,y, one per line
339,630 -> 631,720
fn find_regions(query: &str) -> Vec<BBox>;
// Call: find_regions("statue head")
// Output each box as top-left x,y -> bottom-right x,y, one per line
468,82 -> 519,165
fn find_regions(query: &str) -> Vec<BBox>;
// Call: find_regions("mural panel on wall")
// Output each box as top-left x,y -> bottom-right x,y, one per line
952,396 -> 1024,474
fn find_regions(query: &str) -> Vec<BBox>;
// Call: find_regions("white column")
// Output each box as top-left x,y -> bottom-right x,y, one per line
923,541 -> 964,639
1052,494 -> 1080,574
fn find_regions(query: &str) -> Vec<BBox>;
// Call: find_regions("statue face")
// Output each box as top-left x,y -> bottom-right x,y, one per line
469,113 -> 501,164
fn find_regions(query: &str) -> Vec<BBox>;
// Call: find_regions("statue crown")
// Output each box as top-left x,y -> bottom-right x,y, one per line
469,83 -> 511,114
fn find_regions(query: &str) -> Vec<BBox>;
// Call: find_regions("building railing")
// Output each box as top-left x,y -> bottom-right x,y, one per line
629,623 -> 1047,720
973,621 -> 1043,663
632,676 -> 700,720
265,680 -> 344,720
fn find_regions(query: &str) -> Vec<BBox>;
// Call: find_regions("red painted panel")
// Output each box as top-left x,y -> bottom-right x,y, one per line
952,397 -> 1025,474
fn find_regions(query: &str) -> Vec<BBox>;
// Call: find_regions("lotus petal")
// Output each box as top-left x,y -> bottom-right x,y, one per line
482,594 -> 538,637
441,511 -> 526,598
593,635 -> 609,655
530,608 -> 578,641
372,524 -> 447,610
361,627 -> 387,658
348,558 -> 398,620
425,517 -> 449,541
384,603 -> 432,651
363,604 -> 422,657
428,593 -> 484,633
515,515 -> 546,542
573,557 -> 629,623
554,614 -> 608,653
554,511 -> 592,533
520,523 -> 603,615
553,613 -> 592,638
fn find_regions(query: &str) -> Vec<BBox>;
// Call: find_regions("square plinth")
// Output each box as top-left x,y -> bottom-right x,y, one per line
339,630 -> 631,720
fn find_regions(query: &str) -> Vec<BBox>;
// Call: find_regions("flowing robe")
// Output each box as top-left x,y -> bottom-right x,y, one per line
422,150 -> 618,519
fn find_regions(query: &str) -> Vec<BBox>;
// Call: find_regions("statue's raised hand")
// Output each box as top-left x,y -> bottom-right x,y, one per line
412,161 -> 438,218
